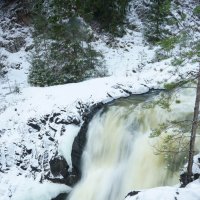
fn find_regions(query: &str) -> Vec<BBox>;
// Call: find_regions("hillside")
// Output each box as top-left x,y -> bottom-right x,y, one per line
0,0 -> 200,200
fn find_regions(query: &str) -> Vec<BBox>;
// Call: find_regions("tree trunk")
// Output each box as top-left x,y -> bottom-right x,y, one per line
187,66 -> 200,183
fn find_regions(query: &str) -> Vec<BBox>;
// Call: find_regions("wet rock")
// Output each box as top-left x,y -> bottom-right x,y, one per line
48,156 -> 78,186
71,102 -> 104,179
51,193 -> 68,200
65,173 -> 79,186
49,156 -> 69,178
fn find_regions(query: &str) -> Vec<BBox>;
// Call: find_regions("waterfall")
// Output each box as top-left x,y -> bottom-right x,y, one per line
68,88 -> 198,200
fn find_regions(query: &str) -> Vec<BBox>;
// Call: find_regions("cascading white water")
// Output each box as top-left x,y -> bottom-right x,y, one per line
68,88 -> 199,200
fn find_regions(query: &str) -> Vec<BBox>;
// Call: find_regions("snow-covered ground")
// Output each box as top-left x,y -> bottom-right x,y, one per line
0,1 -> 200,199
125,180 -> 200,200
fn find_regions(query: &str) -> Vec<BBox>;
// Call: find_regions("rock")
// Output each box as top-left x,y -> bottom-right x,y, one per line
132,69 -> 137,73
0,63 -> 8,77
40,119 -> 47,125
25,44 -> 34,52
51,193 -> 68,200
55,117 -> 80,126
48,137 -> 54,142
47,162 -> 78,186
71,103 -> 104,179
5,37 -> 26,53
49,156 -> 69,178
44,114 -> 50,121
66,174 -> 78,186
20,165 -> 27,170
180,172 -> 200,187
194,173 -> 200,180
26,148 -> 32,154
15,8 -> 31,25
31,165 -> 41,172
49,113 -> 61,123
54,119 -> 69,125
125,191 -> 140,198
27,120 -> 41,132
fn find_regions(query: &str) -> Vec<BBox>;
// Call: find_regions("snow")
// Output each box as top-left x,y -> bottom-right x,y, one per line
0,169 -> 71,200
12,180 -> 71,200
181,154 -> 200,175
0,0 -> 200,199
125,180 -> 200,200
58,125 -> 80,171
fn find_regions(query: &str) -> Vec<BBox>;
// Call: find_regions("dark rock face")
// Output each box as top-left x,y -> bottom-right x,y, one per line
48,156 -> 79,186
71,102 -> 104,180
49,157 -> 69,178
26,102 -> 104,188
52,193 -> 68,200
47,156 -> 80,187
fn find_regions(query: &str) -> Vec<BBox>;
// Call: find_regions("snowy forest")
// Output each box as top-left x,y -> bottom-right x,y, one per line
0,0 -> 200,200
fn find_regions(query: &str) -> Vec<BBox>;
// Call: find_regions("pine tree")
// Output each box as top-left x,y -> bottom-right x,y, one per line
144,0 -> 171,43
29,0 -> 106,86
75,0 -> 129,36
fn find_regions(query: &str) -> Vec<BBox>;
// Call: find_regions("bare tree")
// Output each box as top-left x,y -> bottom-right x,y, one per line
186,66 -> 200,184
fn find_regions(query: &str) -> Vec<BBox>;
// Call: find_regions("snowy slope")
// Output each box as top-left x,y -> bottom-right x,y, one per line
0,1 -> 200,200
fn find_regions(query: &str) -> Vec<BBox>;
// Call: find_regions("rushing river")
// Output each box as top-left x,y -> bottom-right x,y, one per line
68,88 -> 198,200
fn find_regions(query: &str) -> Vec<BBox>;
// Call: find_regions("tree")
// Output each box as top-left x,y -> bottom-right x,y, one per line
186,66 -> 200,184
75,0 -> 129,36
29,0 -> 106,86
144,0 -> 171,43
149,68 -> 200,186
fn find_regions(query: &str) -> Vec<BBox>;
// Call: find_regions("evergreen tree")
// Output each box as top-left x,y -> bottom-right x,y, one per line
76,0 -> 129,36
29,0 -> 106,86
144,0 -> 171,43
